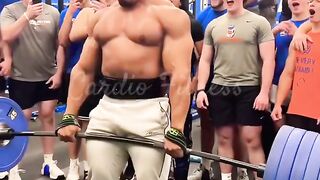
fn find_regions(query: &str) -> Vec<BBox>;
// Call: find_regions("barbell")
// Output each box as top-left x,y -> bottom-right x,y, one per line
0,97 -> 320,179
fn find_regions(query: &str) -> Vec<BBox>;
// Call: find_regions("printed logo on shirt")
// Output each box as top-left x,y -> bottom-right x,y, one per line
29,19 -> 52,26
227,25 -> 236,38
280,31 -> 288,36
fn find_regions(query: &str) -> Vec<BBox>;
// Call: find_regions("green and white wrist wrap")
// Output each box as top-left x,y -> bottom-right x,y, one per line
165,127 -> 187,155
55,114 -> 80,135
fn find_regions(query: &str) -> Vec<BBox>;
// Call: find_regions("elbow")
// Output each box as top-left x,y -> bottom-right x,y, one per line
58,37 -> 70,48
171,72 -> 191,94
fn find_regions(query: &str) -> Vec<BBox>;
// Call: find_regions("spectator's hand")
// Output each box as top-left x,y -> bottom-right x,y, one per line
196,91 -> 208,109
57,125 -> 81,142
272,21 -> 291,35
292,31 -> 313,52
164,138 -> 184,158
0,60 -> 11,77
253,92 -> 269,111
317,119 -> 320,125
271,105 -> 282,121
286,21 -> 298,36
67,0 -> 81,15
90,0 -> 108,11
25,0 -> 43,20
46,73 -> 62,89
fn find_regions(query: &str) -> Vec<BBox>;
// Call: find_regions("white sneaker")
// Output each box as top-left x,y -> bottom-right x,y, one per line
66,160 -> 80,180
8,165 -> 22,180
0,171 -> 8,179
188,167 -> 202,180
188,164 -> 214,180
41,160 -> 65,180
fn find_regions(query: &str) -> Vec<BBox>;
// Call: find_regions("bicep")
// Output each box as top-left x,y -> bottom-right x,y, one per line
282,45 -> 296,76
259,40 -> 275,61
200,44 -> 214,64
76,36 -> 99,73
70,10 -> 93,41
162,33 -> 193,75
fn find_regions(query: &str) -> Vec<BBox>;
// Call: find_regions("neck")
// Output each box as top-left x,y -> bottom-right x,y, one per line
228,8 -> 245,18
291,11 -> 309,21
311,22 -> 320,33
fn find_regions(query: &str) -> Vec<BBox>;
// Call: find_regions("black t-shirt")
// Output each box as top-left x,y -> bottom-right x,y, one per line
190,18 -> 204,73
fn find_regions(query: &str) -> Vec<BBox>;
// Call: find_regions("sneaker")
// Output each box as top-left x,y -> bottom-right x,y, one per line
66,161 -> 80,180
238,169 -> 249,180
41,160 -> 65,180
0,171 -> 8,180
187,164 -> 214,180
8,165 -> 22,180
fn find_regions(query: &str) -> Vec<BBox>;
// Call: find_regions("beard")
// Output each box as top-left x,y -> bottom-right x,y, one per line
118,0 -> 137,8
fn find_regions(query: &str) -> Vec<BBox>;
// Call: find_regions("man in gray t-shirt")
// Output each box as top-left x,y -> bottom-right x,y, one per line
0,0 -> 65,179
196,0 -> 275,179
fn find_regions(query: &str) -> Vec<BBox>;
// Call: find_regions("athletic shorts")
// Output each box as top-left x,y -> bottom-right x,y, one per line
60,74 -> 104,118
0,76 -> 6,92
207,84 -> 268,127
286,114 -> 320,133
8,78 -> 59,110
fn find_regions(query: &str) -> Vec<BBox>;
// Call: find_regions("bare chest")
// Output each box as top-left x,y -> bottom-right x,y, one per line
94,9 -> 163,46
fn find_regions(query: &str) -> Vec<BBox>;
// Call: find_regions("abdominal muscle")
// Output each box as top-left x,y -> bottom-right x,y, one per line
100,36 -> 163,79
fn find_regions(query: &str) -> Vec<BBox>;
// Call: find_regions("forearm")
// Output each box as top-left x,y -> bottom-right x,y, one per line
275,73 -> 293,106
2,42 -> 12,63
55,46 -> 65,75
65,65 -> 95,115
272,27 -> 280,36
169,74 -> 191,132
297,21 -> 312,34
260,58 -> 275,94
197,59 -> 211,90
2,15 -> 29,42
58,13 -> 73,47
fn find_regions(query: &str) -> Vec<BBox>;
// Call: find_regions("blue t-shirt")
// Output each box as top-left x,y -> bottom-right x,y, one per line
196,7 -> 227,33
273,19 -> 308,85
59,7 -> 85,74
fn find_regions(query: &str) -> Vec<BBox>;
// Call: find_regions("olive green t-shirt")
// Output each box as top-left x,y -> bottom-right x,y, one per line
204,10 -> 274,86
1,2 -> 60,81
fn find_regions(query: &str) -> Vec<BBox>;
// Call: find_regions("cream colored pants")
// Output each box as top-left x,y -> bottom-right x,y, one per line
86,95 -> 171,180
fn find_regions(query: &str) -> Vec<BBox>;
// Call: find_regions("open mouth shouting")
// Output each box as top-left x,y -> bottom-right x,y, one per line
309,8 -> 316,15
226,0 -> 234,6
309,4 -> 316,16
292,1 -> 300,7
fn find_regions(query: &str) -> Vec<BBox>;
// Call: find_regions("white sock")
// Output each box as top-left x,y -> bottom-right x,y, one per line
44,154 -> 53,164
83,161 -> 90,171
221,173 -> 232,180
69,158 -> 79,167
202,159 -> 211,170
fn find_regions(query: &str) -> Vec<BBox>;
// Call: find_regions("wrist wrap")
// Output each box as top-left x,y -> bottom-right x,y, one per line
165,127 -> 187,154
55,114 -> 80,135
